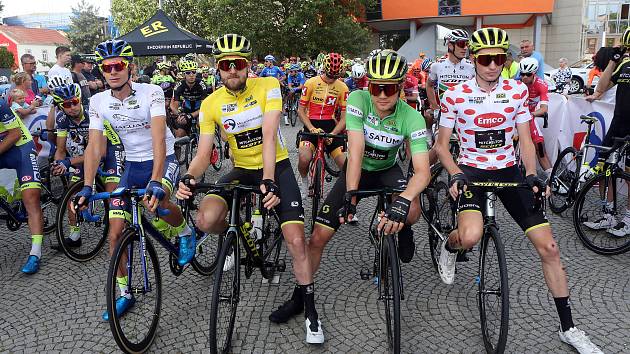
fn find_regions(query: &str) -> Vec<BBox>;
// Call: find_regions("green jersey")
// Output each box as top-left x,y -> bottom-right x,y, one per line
151,74 -> 175,85
345,90 -> 428,171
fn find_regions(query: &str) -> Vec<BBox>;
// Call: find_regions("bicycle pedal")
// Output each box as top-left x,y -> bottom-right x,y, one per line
325,175 -> 332,183
360,268 -> 371,280
276,259 -> 286,272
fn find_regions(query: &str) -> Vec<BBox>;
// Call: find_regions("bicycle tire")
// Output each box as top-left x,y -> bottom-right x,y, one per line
40,167 -> 66,234
549,147 -> 579,214
260,210 -> 283,279
209,231 -> 240,354
380,234 -> 401,354
478,226 -> 509,354
191,231 -> 222,276
55,181 -> 109,262
573,172 -> 630,255
107,228 -> 162,354
211,133 -> 223,172
311,159 -> 323,232
428,181 -> 452,272
289,103 -> 298,127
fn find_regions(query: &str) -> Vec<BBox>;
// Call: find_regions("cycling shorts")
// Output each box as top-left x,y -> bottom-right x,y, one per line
0,141 -> 40,191
71,145 -> 124,184
315,164 -> 407,231
457,164 -> 549,234
207,158 -> 304,226
299,120 -> 344,158
529,117 -> 544,145
109,154 -> 179,218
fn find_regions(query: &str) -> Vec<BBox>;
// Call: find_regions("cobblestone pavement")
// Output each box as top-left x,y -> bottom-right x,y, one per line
1,123 -> 629,354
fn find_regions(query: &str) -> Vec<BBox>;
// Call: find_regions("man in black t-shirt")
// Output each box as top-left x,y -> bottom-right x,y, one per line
169,60 -> 209,137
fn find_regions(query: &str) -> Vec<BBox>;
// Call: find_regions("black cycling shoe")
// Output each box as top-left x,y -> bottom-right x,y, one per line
397,226 -> 415,263
63,237 -> 82,248
269,299 -> 304,324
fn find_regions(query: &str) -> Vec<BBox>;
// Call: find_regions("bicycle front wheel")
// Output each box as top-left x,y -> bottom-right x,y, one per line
56,181 -> 108,262
573,172 -> 630,255
380,234 -> 401,353
478,226 -> 509,354
211,133 -> 223,172
428,181 -> 452,272
107,228 -> 162,354
209,231 -> 240,354
549,147 -> 579,214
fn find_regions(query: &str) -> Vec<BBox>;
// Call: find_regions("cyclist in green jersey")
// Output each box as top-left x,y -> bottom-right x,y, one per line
151,62 -> 176,103
271,50 -> 431,324
200,65 -> 215,91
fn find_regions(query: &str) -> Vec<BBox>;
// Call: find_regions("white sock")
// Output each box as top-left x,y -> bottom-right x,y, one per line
30,235 -> 43,258
69,226 -> 81,241
178,224 -> 192,237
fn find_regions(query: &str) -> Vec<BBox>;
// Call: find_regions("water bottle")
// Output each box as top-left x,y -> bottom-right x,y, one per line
251,209 -> 263,241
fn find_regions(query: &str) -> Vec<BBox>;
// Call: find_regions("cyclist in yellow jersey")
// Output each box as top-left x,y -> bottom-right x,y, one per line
176,34 -> 324,344
1,100 -> 44,274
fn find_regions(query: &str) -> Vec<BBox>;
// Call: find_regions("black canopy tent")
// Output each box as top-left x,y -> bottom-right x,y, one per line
116,10 -> 212,56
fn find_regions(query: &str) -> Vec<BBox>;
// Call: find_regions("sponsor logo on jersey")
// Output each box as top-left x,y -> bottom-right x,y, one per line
221,106 -> 263,133
234,127 -> 263,149
364,125 -> 403,148
224,118 -> 236,131
496,93 -> 506,99
267,87 -> 282,100
346,104 -> 362,117
366,113 -> 379,126
325,96 -> 337,106
108,102 -> 122,110
21,175 -> 32,182
364,145 -> 389,160
244,100 -> 258,108
493,99 -> 509,104
222,103 -> 237,113
245,95 -> 253,102
468,96 -> 485,104
474,113 -> 507,128
410,129 -> 427,140
301,87 -> 308,96
291,201 -> 299,207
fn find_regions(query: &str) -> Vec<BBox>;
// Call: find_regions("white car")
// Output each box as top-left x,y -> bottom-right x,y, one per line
545,60 -> 599,94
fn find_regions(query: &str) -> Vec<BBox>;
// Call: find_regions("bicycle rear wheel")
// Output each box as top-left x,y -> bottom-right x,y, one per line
107,228 -> 162,354
380,234 -> 401,354
190,193 -> 222,276
56,181 -> 108,262
573,172 -> 630,255
549,147 -> 579,214
40,166 -> 66,234
478,226 -> 509,354
209,231 -> 240,354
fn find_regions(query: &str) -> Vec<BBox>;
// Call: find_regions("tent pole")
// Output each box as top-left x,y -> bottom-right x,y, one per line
159,0 -> 166,62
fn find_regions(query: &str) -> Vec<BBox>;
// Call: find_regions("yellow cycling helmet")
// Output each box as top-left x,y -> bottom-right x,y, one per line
622,28 -> 630,47
157,62 -> 169,70
366,49 -> 407,82
178,60 -> 198,72
212,33 -> 252,59
468,27 -> 509,53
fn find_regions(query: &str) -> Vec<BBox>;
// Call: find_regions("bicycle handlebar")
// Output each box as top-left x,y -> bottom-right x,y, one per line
183,182 -> 264,196
460,182 -> 545,212
346,187 -> 406,198
85,187 -> 170,217
297,131 -> 347,140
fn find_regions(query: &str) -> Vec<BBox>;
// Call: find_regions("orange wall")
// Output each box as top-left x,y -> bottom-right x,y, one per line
381,0 -> 554,20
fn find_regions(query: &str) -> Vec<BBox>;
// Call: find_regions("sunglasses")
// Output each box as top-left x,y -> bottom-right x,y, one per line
61,97 -> 81,108
474,53 -> 507,67
453,40 -> 468,48
23,62 -> 36,65
184,71 -> 196,75
368,83 -> 400,97
100,59 -> 129,73
218,58 -> 248,71
521,72 -> 534,77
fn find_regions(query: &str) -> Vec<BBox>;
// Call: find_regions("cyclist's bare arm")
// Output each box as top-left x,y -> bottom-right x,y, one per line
434,125 -> 461,176
53,135 -> 68,161
169,98 -> 180,115
516,121 -> 538,176
0,128 -> 20,154
298,105 -> 316,131
262,109 -> 281,181
532,104 -> 548,117
331,110 -> 346,135
186,133 -> 214,179
83,129 -> 105,187
402,152 -> 430,201
426,79 -> 439,109
345,130 -> 365,202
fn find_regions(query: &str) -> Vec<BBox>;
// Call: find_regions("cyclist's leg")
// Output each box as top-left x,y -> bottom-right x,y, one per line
297,126 -> 316,186
325,133 -> 346,169
196,168 -> 246,234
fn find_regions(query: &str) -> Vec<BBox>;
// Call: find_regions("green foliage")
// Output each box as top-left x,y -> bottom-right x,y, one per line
68,0 -> 111,53
0,47 -> 15,69
111,0 -> 372,58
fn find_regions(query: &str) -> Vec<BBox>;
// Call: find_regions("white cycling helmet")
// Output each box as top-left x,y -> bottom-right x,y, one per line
351,63 -> 365,79
444,29 -> 469,43
48,75 -> 71,89
519,57 -> 539,74
0,76 -> 8,84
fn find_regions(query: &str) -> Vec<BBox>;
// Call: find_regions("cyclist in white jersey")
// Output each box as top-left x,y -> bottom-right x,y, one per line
73,39 -> 196,321
435,27 -> 602,354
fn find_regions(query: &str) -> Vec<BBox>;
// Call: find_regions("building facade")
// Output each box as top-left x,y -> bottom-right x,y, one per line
0,26 -> 71,71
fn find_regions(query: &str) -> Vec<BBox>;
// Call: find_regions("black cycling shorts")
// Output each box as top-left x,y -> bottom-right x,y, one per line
602,115 -> 630,168
315,164 -> 407,231
457,165 -> 549,234
299,120 -> 344,156
208,158 -> 304,226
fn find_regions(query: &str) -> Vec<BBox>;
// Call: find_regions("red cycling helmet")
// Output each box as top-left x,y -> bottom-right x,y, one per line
323,52 -> 343,77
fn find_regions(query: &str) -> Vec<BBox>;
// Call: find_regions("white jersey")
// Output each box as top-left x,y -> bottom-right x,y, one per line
48,64 -> 73,85
439,78 -> 531,170
89,82 -> 174,162
428,57 -> 475,101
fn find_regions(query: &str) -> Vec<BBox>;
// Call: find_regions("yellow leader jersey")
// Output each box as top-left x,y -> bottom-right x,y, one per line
199,77 -> 288,170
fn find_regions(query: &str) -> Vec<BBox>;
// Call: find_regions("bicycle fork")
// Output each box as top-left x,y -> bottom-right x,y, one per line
128,198 -> 152,295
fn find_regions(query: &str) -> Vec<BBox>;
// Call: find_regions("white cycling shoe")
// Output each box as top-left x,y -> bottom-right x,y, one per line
305,318 -> 325,344
559,327 -> 603,354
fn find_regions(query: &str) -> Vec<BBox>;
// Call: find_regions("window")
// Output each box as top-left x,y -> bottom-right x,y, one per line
42,50 -> 48,62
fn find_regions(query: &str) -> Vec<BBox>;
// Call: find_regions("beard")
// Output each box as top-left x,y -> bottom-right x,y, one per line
224,75 -> 247,92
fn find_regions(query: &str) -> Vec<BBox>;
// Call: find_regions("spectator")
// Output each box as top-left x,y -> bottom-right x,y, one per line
9,88 -> 38,118
81,57 -> 103,95
48,46 -> 72,84
552,58 -> 572,95
519,39 -> 545,78
20,54 -> 49,96
70,54 -> 91,106
11,72 -> 42,106
586,52 -> 603,95
501,52 -> 519,79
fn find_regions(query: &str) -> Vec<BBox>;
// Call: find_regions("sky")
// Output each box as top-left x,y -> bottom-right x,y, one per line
1,0 -> 112,18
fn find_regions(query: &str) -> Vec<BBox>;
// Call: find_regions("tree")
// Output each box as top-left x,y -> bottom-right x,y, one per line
0,47 -> 15,69
67,0 -> 111,53
111,0 -> 372,59
0,1 -> 4,14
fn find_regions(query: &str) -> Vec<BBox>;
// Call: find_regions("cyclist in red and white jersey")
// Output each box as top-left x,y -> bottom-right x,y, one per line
519,57 -> 553,177
435,27 -> 602,353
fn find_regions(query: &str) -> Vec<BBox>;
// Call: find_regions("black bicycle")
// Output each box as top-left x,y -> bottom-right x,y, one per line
201,182 -> 285,354
573,136 -> 630,255
286,90 -> 300,127
355,187 -> 405,354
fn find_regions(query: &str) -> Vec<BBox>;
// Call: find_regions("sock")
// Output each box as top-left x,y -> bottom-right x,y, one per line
291,283 -> 303,302
69,225 -> 81,241
444,238 -> 458,254
117,276 -> 131,299
30,234 -> 43,258
174,218 -> 192,237
300,283 -> 318,326
554,296 -> 575,332
152,218 -> 173,238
